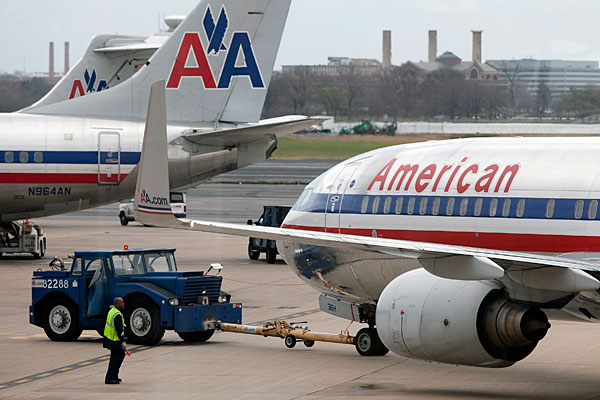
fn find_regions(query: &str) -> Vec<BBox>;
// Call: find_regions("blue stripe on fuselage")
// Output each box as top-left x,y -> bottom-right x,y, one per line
0,151 -> 141,165
294,193 -> 600,221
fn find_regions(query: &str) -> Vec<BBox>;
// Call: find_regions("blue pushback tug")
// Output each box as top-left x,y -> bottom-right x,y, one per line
30,248 -> 241,345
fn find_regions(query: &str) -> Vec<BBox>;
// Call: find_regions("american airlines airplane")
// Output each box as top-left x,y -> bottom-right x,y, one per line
0,0 -> 320,224
135,81 -> 600,368
24,16 -> 190,109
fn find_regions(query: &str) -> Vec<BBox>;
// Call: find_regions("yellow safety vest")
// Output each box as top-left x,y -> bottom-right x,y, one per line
104,307 -> 126,342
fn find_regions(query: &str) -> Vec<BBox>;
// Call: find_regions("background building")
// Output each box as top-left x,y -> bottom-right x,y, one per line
486,59 -> 600,96
403,30 -> 501,81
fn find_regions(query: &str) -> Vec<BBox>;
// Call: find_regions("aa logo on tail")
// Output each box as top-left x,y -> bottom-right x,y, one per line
166,5 -> 265,90
69,69 -> 109,99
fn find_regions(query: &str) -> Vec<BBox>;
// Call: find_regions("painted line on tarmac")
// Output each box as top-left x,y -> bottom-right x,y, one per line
0,345 -> 152,390
8,332 -> 99,341
0,308 -> 321,391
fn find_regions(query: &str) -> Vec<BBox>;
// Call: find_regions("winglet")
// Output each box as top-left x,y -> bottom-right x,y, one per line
133,80 -> 180,227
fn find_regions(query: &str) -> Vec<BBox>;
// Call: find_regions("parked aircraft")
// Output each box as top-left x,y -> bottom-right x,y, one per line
0,0 -> 320,222
135,81 -> 600,368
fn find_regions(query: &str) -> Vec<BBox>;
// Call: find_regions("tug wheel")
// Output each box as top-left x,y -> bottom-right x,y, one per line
284,334 -> 296,348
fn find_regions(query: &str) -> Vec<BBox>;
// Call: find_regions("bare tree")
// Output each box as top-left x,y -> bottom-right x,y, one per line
283,67 -> 314,114
0,79 -> 52,112
482,84 -> 508,119
421,69 -> 465,119
319,86 -> 347,117
535,82 -> 551,119
380,66 -> 422,118
462,80 -> 487,120
499,61 -> 523,116
261,74 -> 285,118
338,65 -> 364,118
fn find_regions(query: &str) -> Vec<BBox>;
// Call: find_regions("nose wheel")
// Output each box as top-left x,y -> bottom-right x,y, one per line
354,327 -> 389,356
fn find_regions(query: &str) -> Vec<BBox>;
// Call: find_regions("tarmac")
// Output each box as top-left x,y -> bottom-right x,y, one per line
1,183 -> 600,399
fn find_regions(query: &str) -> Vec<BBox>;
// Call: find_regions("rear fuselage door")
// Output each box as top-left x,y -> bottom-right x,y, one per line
98,131 -> 121,185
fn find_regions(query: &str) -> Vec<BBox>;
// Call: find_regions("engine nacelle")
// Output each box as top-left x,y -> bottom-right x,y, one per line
376,268 -> 550,367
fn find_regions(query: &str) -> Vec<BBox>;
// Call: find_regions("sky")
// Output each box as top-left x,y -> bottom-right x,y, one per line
1,0 -> 600,74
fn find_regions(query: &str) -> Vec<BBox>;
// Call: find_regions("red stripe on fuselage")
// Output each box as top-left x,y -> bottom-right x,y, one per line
280,224 -> 600,253
0,173 -> 128,184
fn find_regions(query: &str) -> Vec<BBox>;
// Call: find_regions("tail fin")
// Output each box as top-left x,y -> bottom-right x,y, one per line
23,0 -> 292,125
134,80 -> 181,227
20,34 -> 158,112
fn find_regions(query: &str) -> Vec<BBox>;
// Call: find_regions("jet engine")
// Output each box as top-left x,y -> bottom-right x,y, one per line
376,268 -> 550,367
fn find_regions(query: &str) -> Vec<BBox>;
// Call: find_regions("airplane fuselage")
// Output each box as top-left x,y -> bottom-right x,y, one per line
280,137 -> 600,306
0,113 -> 239,220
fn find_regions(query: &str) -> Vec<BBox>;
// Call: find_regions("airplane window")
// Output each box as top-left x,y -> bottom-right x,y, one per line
516,199 -> 526,217
419,198 -> 428,215
575,200 -> 584,220
394,197 -> 403,214
407,197 -> 415,215
489,198 -> 498,217
459,198 -> 468,216
588,200 -> 598,219
383,197 -> 391,214
545,200 -> 555,218
372,196 -> 380,214
446,198 -> 455,216
360,196 -> 369,214
19,152 -> 28,163
34,152 -> 43,163
432,197 -> 440,215
4,152 -> 13,163
502,199 -> 511,217
474,198 -> 483,216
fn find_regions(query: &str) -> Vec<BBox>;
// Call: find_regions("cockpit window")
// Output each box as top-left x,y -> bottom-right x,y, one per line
295,188 -> 313,210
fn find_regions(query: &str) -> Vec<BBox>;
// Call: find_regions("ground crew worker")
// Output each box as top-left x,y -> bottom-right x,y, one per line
103,297 -> 126,384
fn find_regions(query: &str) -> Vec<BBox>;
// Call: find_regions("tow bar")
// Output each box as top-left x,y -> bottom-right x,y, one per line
217,320 -> 355,349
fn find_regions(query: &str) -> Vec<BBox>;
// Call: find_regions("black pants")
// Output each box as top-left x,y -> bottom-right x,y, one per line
105,340 -> 125,382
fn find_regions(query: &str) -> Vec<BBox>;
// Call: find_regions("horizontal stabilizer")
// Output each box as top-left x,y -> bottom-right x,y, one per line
94,42 -> 162,53
182,116 -> 328,147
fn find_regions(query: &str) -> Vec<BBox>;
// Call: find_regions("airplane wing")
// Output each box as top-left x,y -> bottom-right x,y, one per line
141,215 -> 600,293
134,81 -> 600,295
180,116 -> 329,147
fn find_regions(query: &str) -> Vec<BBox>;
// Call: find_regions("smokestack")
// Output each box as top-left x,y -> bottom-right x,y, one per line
472,30 -> 482,63
382,30 -> 392,69
49,42 -> 55,78
428,30 -> 437,62
64,42 -> 70,74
